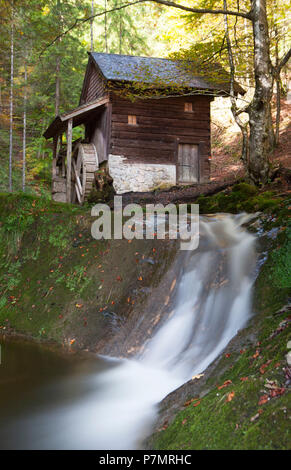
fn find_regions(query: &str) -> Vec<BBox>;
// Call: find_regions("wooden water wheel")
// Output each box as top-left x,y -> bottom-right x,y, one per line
71,143 -> 99,204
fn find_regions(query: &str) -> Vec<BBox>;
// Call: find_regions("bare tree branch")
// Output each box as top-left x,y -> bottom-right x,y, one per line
39,1 -> 143,57
39,0 -> 252,58
277,47 -> 291,73
147,0 -> 252,19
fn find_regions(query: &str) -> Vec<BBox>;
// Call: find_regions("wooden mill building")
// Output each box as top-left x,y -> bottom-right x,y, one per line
44,53 -> 244,203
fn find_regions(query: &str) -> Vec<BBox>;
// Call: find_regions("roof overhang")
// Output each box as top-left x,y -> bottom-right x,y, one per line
43,96 -> 109,139
89,52 -> 246,97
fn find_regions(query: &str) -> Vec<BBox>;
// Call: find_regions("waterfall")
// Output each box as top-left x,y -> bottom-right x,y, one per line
2,214 -> 257,450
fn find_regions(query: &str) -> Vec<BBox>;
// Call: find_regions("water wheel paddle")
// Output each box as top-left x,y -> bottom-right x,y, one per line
72,143 -> 98,204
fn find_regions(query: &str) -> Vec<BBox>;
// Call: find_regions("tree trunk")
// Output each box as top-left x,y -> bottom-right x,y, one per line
22,58 -> 27,192
248,0 -> 275,184
9,5 -> 14,192
104,0 -> 108,53
275,77 -> 281,144
244,18 -> 251,87
275,29 -> 280,145
223,1 -> 249,167
55,56 -> 60,115
66,118 -> 73,203
90,0 -> 94,52
55,0 -> 61,116
119,0 -> 122,54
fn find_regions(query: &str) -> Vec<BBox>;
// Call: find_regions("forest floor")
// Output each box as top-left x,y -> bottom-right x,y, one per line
210,96 -> 291,184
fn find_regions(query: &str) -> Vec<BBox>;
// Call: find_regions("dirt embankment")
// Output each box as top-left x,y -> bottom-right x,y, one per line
0,180 -> 289,355
0,193 -> 182,355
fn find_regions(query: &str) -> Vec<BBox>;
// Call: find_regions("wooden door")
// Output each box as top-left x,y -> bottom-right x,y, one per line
177,144 -> 199,183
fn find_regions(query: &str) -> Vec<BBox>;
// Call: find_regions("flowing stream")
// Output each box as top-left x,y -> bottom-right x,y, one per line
0,214 -> 257,449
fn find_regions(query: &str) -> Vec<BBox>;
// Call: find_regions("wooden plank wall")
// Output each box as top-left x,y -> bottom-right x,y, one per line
109,94 -> 211,181
81,61 -> 106,104
89,105 -> 111,164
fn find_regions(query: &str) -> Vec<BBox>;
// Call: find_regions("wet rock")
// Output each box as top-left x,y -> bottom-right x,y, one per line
139,258 -> 155,265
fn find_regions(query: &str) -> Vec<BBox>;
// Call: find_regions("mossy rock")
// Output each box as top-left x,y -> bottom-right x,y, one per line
232,182 -> 258,197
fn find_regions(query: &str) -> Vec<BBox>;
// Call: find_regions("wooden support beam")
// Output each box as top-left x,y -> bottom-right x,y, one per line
52,135 -> 58,179
66,118 -> 73,203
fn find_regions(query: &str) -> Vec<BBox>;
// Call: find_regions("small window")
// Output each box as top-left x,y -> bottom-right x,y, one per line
184,102 -> 193,112
128,115 -> 137,125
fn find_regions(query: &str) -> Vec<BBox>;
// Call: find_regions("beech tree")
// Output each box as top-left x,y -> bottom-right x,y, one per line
9,3 -> 14,192
147,0 -> 291,183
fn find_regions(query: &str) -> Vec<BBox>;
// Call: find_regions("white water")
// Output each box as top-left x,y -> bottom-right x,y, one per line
2,214 -> 257,449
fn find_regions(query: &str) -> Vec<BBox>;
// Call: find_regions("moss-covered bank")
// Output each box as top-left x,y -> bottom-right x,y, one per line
147,195 -> 291,450
195,182 -> 283,214
0,192 -> 178,352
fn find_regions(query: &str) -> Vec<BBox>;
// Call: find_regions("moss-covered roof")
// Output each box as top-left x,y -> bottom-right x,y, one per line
90,52 -> 245,95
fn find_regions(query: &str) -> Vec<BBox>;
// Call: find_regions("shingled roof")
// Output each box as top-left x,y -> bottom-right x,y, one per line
90,52 -> 245,95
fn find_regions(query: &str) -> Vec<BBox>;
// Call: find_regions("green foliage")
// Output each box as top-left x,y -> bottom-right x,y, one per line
101,1 -> 146,55
195,184 -> 281,214
0,259 -> 22,292
269,226 -> 291,289
48,224 -> 71,250
232,183 -> 258,196
65,265 -> 91,293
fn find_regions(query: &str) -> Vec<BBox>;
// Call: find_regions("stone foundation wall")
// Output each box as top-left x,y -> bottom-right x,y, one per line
108,155 -> 176,194
52,177 -> 67,203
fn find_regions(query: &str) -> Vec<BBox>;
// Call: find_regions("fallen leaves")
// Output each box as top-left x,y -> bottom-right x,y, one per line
258,395 -> 269,406
170,279 -> 176,292
250,409 -> 263,422
192,373 -> 204,381
225,391 -> 235,403
269,387 -> 285,398
164,296 -> 170,306
217,379 -> 232,390
183,397 -> 199,407
252,350 -> 260,359
250,413 -> 260,422
260,360 -> 272,375
268,316 -> 291,340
